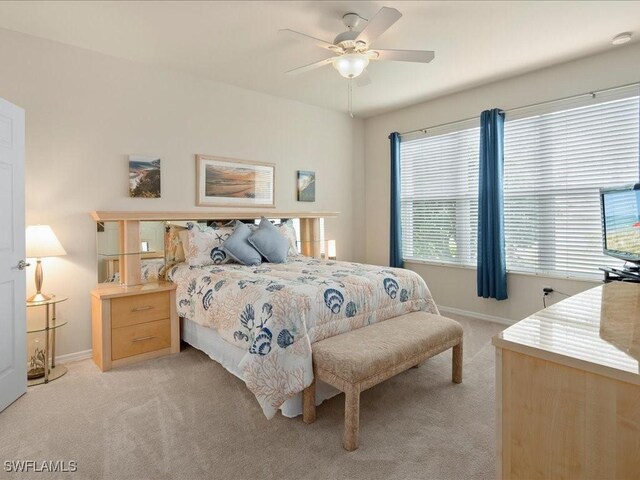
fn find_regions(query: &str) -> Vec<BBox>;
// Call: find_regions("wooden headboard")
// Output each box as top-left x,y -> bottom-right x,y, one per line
92,210 -> 339,286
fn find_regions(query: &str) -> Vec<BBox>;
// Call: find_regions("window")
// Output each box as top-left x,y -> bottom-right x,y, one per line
504,93 -> 639,278
400,87 -> 639,279
400,123 -> 479,266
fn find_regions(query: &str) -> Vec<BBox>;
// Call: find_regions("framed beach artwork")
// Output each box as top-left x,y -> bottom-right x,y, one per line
196,155 -> 275,207
297,170 -> 315,202
129,155 -> 161,198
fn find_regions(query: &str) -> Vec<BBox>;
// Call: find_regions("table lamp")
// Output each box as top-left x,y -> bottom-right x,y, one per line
26,225 -> 67,302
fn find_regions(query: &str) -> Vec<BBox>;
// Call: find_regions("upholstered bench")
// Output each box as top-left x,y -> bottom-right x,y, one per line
303,311 -> 463,451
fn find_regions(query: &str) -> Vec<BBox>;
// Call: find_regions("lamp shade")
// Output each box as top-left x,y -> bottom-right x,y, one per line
26,225 -> 67,258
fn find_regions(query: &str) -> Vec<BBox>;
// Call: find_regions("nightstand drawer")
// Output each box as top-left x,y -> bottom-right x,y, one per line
111,291 -> 170,328
111,318 -> 171,360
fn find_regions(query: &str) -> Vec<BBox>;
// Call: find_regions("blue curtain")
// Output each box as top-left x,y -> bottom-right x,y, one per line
389,132 -> 403,268
477,109 -> 508,300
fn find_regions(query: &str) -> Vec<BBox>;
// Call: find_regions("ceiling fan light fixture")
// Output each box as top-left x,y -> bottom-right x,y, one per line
332,53 -> 369,78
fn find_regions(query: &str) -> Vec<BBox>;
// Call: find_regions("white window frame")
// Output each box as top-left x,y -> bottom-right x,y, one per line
400,119 -> 480,267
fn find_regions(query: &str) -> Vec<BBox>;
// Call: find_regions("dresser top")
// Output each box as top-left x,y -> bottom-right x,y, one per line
493,282 -> 640,384
91,281 -> 176,299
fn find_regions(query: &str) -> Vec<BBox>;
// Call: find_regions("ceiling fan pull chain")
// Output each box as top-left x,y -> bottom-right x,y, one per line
348,79 -> 354,118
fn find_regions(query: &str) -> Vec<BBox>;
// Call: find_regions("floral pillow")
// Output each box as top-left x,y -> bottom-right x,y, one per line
165,224 -> 187,264
184,223 -> 235,267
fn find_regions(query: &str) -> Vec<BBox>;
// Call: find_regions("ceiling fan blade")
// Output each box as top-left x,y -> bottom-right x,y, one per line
285,57 -> 336,75
356,7 -> 402,47
356,70 -> 372,87
279,29 -> 342,53
372,49 -> 435,63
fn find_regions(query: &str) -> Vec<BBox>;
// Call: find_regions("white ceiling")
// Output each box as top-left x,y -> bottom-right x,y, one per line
0,1 -> 638,117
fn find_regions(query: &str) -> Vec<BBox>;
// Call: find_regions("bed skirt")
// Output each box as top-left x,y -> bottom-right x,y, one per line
180,317 -> 341,418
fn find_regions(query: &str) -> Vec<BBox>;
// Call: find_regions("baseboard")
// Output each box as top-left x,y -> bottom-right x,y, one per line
55,349 -> 92,364
52,310 -> 511,363
438,305 -> 515,326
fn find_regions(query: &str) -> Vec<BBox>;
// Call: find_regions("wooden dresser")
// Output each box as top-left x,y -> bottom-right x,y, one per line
91,282 -> 179,371
492,282 -> 640,479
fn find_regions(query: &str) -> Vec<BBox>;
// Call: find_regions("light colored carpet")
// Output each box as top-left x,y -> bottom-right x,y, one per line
0,316 -> 504,480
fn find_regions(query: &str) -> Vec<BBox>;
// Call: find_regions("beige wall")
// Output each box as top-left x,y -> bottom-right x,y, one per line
364,42 -> 640,323
0,28 -> 365,357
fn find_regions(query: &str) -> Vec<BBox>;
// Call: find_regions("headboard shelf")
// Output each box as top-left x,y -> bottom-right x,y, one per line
92,211 -> 339,221
93,210 -> 336,286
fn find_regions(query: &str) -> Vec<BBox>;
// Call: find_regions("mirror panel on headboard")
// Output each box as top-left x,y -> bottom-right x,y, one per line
96,221 -> 166,284
96,221 -> 119,283
92,211 -> 339,287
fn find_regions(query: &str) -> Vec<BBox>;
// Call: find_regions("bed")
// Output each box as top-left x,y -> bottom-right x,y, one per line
90,210 -> 439,418
167,257 -> 439,418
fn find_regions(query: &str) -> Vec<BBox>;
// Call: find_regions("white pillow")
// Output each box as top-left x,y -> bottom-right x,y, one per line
275,220 -> 300,257
184,224 -> 234,266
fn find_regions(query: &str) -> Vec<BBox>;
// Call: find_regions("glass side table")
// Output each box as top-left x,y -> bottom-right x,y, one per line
26,296 -> 68,386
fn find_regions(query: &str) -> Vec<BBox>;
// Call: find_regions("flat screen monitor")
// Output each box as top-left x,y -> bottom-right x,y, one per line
600,184 -> 640,264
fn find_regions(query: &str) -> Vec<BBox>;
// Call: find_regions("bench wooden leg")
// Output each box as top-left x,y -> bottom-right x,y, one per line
343,384 -> 360,451
452,340 -> 463,384
303,378 -> 316,424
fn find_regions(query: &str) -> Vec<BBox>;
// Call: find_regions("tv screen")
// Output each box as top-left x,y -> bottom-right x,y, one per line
601,186 -> 640,262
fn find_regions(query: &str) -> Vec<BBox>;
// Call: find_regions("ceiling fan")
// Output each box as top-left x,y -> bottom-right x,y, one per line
280,6 -> 435,86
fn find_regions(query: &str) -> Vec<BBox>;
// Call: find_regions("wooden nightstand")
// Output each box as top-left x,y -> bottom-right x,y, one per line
91,282 -> 179,371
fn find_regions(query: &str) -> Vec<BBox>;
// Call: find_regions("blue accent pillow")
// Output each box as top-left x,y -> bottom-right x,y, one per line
248,217 -> 290,263
222,222 -> 262,266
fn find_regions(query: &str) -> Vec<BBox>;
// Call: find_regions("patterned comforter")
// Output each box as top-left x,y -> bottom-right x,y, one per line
168,258 -> 439,418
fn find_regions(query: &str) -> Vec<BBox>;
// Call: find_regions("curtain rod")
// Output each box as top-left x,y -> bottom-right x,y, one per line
399,81 -> 640,137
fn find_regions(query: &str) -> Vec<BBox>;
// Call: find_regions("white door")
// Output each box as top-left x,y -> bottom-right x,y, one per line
0,98 -> 26,412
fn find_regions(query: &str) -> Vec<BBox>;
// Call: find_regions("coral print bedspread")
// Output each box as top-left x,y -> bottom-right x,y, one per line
168,258 -> 439,418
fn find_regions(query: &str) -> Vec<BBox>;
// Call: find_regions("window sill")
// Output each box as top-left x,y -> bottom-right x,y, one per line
404,258 -> 476,270
403,259 -> 602,283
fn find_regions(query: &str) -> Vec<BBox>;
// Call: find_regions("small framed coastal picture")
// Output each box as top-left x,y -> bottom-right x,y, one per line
297,170 -> 315,202
196,155 -> 275,207
129,155 -> 161,198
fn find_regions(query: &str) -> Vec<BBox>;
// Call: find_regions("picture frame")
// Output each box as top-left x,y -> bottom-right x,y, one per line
129,155 -> 161,198
196,155 -> 275,208
297,170 -> 316,202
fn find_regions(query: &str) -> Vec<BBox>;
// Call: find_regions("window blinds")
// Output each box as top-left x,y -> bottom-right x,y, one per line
400,124 -> 480,265
400,87 -> 639,279
503,94 -> 639,278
